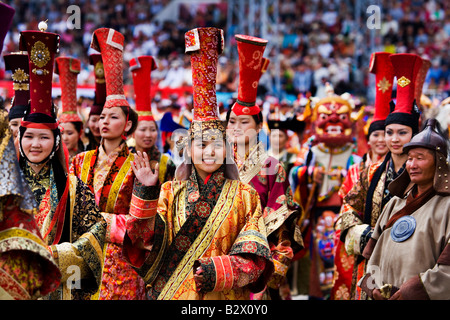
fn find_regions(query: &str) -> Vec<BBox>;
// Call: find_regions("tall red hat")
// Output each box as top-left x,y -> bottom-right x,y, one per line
89,53 -> 106,116
55,57 -> 81,123
4,52 -> 30,120
129,55 -> 157,122
414,58 -> 431,108
185,27 -> 224,123
386,53 -> 422,134
90,28 -> 129,109
0,2 -> 14,55
231,34 -> 268,116
368,52 -> 394,135
19,21 -> 60,130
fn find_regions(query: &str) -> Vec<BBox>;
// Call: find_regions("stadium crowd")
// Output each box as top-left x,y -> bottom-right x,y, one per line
1,0 -> 449,108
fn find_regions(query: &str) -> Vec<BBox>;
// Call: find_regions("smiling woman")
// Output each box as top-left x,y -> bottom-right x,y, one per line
21,128 -> 55,170
123,27 -> 274,301
17,24 -> 107,301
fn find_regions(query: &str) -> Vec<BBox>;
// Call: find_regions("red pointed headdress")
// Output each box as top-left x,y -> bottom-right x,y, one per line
386,53 -> 422,134
55,57 -> 81,123
19,23 -> 60,130
129,55 -> 157,122
368,52 -> 394,135
231,34 -> 268,116
90,28 -> 129,109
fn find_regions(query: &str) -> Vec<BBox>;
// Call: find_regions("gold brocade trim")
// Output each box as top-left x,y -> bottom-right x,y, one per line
68,175 -> 78,242
12,83 -> 29,91
239,142 -> 269,184
159,154 -> 169,184
370,170 -> 386,227
158,180 -> 239,300
264,204 -> 290,236
90,242 -> 108,300
143,219 -> 169,285
0,227 -> 46,248
79,232 -> 103,265
0,268 -> 31,300
173,182 -> 187,234
80,151 -> 94,183
105,152 -> 134,212
0,112 -> 11,165
144,183 -> 186,285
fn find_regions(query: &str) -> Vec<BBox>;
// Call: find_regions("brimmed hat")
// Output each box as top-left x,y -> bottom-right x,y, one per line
267,117 -> 305,134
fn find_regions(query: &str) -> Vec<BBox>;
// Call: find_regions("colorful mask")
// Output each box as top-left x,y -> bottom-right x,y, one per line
313,93 -> 354,148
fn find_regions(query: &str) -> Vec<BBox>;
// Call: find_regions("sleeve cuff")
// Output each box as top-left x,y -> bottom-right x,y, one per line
130,182 -> 160,219
195,256 -> 234,293
400,275 -> 430,300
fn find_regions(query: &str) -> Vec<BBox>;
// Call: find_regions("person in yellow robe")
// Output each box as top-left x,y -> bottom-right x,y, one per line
122,27 -> 274,300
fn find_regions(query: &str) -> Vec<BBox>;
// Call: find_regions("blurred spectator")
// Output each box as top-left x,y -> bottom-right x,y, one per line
0,0 -> 449,107
293,62 -> 313,95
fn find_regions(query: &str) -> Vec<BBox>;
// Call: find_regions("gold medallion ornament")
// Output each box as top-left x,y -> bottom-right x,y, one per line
11,68 -> 28,82
30,41 -> 51,68
377,76 -> 391,93
94,61 -> 105,83
397,76 -> 411,88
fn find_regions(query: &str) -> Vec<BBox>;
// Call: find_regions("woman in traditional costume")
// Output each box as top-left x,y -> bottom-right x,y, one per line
339,53 -> 424,300
226,34 -> 303,300
70,28 -> 150,300
17,23 -> 106,300
331,52 -> 392,300
129,55 -> 176,184
55,57 -> 85,163
122,27 -> 274,300
0,3 -> 61,300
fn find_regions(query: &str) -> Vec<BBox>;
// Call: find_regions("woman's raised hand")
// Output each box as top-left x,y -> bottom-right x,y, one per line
131,151 -> 159,187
